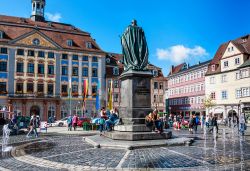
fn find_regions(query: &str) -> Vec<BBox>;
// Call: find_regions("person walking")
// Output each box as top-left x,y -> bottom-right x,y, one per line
26,114 -> 38,138
239,113 -> 246,135
189,115 -> 194,134
67,115 -> 73,131
99,117 -> 105,136
205,115 -> 210,129
72,114 -> 78,131
209,115 -> 218,134
193,115 -> 199,133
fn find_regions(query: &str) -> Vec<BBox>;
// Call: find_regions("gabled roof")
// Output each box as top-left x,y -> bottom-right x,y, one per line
206,34 -> 250,75
168,63 -> 185,76
0,15 -> 104,53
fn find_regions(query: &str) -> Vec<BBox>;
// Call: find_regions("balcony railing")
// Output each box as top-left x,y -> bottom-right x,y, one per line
8,93 -> 60,98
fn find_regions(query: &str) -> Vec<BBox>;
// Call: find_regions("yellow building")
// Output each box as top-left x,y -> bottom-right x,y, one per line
0,0 -> 106,120
205,35 -> 250,121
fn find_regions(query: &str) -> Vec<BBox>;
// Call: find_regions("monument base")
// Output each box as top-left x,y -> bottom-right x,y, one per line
103,130 -> 172,141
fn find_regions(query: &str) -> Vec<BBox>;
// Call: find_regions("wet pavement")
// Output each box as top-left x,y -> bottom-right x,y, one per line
0,126 -> 250,170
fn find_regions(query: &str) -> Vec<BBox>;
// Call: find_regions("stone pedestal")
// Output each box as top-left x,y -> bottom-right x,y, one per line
104,70 -> 172,141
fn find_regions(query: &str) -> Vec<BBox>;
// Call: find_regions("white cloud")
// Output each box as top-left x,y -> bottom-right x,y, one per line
45,12 -> 62,22
156,45 -> 208,63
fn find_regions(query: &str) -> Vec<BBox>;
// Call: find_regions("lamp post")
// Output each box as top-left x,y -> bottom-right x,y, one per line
238,100 -> 242,117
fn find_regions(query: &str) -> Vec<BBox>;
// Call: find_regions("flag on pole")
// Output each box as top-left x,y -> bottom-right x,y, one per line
68,78 -> 72,97
108,80 -> 113,110
83,79 -> 88,112
68,78 -> 72,116
95,82 -> 100,112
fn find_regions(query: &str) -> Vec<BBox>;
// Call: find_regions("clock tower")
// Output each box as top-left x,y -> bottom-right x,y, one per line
31,0 -> 46,22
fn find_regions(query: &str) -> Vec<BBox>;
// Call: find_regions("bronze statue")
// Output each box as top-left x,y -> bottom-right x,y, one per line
121,20 -> 149,71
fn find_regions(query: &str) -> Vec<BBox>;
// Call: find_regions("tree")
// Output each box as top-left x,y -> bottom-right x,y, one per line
203,97 -> 216,114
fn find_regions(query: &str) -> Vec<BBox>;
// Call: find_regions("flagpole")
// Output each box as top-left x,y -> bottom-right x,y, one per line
69,78 -> 72,116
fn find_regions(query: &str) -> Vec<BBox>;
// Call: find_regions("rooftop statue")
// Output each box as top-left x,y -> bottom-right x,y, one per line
121,20 -> 149,71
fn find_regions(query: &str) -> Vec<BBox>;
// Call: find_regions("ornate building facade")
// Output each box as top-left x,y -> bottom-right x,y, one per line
0,0 -> 106,120
167,60 -> 210,116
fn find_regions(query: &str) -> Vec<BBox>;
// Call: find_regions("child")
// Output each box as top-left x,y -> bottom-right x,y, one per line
99,117 -> 105,136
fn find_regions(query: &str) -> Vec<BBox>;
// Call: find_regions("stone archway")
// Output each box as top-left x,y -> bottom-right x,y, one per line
228,109 -> 237,118
30,105 -> 40,116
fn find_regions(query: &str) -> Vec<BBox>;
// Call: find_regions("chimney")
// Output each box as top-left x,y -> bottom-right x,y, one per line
171,65 -> 174,74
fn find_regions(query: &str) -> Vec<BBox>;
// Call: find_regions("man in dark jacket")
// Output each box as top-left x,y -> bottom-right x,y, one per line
209,115 -> 218,133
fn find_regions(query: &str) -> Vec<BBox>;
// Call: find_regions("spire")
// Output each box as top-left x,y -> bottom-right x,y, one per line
31,0 -> 46,22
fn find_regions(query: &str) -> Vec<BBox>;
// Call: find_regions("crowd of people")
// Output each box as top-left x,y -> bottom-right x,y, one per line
98,107 -> 120,135
167,112 -> 247,135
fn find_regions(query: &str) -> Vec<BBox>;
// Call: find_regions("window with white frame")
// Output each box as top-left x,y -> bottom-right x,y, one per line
197,84 -> 201,91
201,84 -> 204,91
210,77 -> 215,84
242,87 -> 250,97
236,89 -> 242,98
201,70 -> 204,77
190,97 -> 194,104
236,71 -> 240,80
224,61 -> 229,68
184,98 -> 188,104
235,58 -> 240,65
241,69 -> 249,78
221,74 -> 227,83
67,39 -> 73,46
221,90 -> 228,99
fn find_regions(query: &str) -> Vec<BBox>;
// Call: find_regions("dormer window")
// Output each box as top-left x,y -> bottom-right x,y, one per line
86,42 -> 92,49
106,58 -> 110,64
153,70 -> 158,77
113,67 -> 119,75
0,31 -> 4,39
67,39 -> 73,47
211,65 -> 215,71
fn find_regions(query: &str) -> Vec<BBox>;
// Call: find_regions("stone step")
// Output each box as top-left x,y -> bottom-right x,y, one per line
103,131 -> 172,141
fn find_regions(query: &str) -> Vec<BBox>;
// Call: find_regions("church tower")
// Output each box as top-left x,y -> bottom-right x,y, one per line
30,0 -> 46,22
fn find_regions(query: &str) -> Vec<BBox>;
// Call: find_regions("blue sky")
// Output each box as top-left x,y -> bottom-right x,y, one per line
1,0 -> 250,75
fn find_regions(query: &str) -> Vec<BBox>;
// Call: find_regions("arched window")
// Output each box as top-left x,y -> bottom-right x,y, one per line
48,105 -> 55,119
61,105 -> 67,118
73,102 -> 82,116
113,67 -> 119,75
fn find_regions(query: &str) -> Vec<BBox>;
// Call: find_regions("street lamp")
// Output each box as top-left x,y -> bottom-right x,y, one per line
238,100 -> 242,117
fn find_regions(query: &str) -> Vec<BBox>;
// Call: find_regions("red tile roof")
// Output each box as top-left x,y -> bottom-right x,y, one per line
168,63 -> 185,76
206,34 -> 250,75
0,15 -> 104,53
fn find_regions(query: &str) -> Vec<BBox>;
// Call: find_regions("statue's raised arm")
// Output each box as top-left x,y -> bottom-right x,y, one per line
121,20 -> 149,72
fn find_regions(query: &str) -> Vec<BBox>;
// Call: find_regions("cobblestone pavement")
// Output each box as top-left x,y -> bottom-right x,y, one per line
0,126 -> 250,170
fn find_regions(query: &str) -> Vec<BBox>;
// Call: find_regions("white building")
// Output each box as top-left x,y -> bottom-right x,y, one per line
205,35 -> 250,121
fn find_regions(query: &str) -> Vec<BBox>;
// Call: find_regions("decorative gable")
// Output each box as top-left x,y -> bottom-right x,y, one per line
221,42 -> 241,59
11,31 -> 60,49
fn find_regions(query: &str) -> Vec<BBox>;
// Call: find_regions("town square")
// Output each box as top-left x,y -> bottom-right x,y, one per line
0,0 -> 250,170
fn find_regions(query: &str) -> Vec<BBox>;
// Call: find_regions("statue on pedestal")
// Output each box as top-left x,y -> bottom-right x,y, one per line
121,20 -> 149,72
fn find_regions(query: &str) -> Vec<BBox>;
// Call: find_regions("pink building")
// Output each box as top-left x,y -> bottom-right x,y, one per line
167,60 -> 210,116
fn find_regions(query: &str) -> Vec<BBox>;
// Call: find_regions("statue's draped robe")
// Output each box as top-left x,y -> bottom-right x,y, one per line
121,25 -> 149,71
